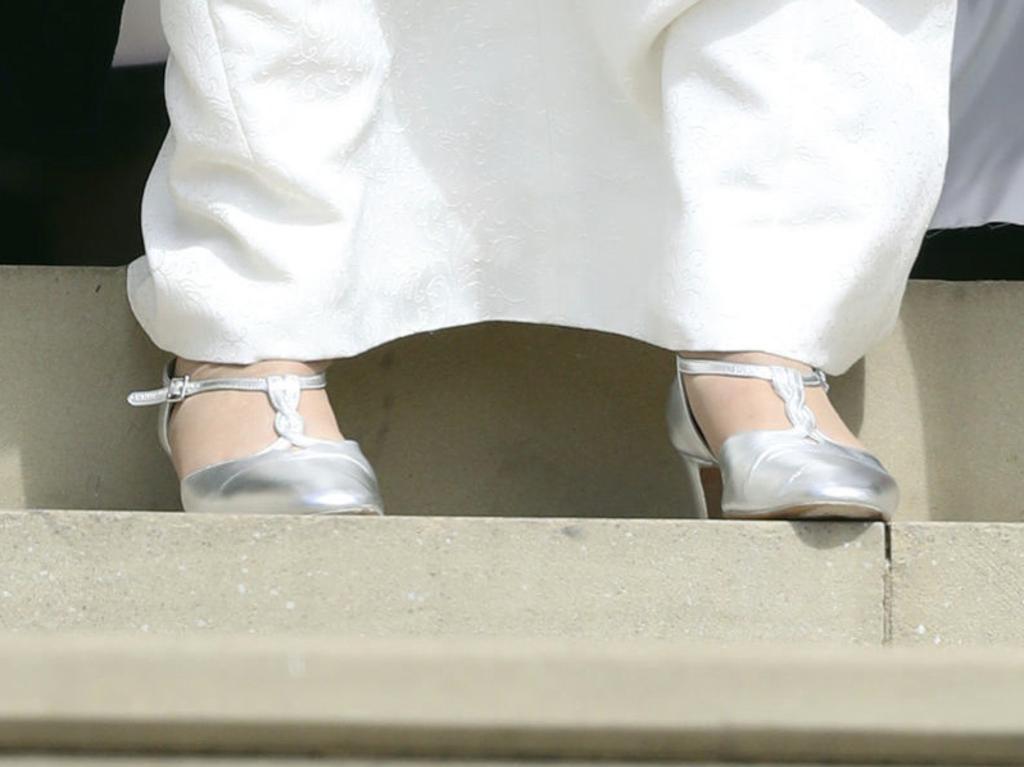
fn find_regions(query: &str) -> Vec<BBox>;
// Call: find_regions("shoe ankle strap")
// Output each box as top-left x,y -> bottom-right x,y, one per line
677,356 -> 829,438
676,357 -> 829,393
128,360 -> 329,458
127,361 -> 327,407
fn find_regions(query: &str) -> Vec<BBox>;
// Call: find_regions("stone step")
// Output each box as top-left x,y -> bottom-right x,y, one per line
2,512 -> 1023,647
0,760 -> 957,767
3,762 -> 809,766
890,522 -> 1024,646
2,635 -> 1023,765
0,763 -> 940,767
0,763 -> 926,767
0,512 -> 885,643
0,762 -> 675,767
0,267 -> 1021,522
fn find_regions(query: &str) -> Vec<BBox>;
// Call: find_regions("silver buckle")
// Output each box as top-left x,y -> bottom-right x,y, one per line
165,375 -> 191,404
812,369 -> 829,393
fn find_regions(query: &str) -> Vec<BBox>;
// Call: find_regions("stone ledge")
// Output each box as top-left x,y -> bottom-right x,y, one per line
891,523 -> 1024,647
1,636 -> 1023,764
0,512 -> 884,643
0,761 -> 968,767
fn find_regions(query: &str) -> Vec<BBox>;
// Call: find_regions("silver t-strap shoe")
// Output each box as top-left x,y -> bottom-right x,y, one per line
128,361 -> 384,515
667,356 -> 898,520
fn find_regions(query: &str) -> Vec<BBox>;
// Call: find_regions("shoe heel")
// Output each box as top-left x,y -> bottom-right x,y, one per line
681,456 -> 724,519
699,465 -> 724,519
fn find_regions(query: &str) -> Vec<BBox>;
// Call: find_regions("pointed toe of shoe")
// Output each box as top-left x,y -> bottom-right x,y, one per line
799,451 -> 899,519
180,442 -> 384,516
719,432 -> 899,520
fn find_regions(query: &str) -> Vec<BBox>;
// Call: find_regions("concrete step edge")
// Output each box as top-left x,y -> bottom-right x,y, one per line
0,511 -> 888,643
2,635 -> 1024,764
4,512 -> 1024,646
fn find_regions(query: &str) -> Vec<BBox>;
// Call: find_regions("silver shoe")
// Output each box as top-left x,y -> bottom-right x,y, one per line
667,356 -> 898,521
128,361 -> 384,515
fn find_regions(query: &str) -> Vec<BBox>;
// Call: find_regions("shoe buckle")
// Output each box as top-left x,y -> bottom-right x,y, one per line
165,375 -> 191,404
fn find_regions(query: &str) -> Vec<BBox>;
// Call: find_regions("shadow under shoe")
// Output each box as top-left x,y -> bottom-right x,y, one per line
667,357 -> 898,521
128,361 -> 384,515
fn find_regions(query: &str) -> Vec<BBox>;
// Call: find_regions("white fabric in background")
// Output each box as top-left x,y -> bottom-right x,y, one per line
129,0 -> 956,373
931,0 -> 1024,228
112,0 -> 168,67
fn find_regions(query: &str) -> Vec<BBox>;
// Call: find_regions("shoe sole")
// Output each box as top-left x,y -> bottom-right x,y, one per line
699,468 -> 889,521
313,506 -> 385,517
722,503 -> 888,522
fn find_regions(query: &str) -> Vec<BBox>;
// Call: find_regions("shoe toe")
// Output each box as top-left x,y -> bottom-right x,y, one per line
720,433 -> 898,519
180,442 -> 384,515
798,448 -> 899,517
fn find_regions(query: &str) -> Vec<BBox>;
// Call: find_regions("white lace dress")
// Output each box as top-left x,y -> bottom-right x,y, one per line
128,0 -> 958,373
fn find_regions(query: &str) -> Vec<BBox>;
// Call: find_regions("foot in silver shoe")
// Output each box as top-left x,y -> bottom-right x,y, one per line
667,356 -> 898,521
128,361 -> 385,515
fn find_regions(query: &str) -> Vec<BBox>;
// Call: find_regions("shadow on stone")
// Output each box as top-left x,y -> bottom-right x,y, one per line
790,521 -> 880,550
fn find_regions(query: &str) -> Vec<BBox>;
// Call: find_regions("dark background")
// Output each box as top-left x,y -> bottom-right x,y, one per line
2,61 -> 1022,278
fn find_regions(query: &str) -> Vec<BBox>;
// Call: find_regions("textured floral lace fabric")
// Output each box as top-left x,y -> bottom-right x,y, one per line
128,0 -> 957,374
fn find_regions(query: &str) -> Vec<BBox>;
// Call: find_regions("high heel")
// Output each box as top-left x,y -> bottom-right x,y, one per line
128,361 -> 384,515
667,356 -> 897,521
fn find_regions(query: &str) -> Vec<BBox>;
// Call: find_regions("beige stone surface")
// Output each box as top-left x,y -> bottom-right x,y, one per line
829,281 -> 1024,522
0,267 -> 174,511
1,636 -> 1023,763
3,762 -> 670,766
0,268 -> 1020,521
0,512 -> 884,642
890,523 -> 1024,647
0,762 -> 959,767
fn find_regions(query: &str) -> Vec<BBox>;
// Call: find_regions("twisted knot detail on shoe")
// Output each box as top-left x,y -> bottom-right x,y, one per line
768,366 -> 819,437
266,375 -> 315,448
